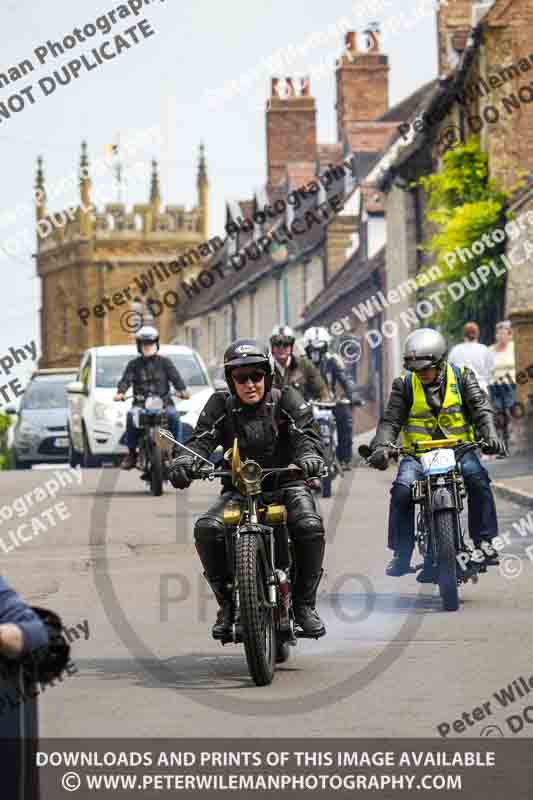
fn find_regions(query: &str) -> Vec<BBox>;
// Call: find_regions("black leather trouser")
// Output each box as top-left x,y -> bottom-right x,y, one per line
194,483 -> 326,606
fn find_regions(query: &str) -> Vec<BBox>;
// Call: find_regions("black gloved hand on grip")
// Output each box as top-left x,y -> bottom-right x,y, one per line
368,446 -> 390,471
296,456 -> 325,479
168,453 -> 197,489
483,437 -> 506,457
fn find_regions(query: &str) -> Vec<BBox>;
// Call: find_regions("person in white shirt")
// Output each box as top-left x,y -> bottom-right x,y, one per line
488,320 -> 517,419
448,322 -> 495,393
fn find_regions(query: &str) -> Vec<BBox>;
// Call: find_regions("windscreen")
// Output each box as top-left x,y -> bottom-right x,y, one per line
22,376 -> 76,410
94,353 -> 209,388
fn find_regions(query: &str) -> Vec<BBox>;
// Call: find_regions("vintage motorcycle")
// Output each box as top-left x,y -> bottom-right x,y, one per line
360,438 -> 491,612
157,428 -> 321,686
118,393 -> 174,496
311,400 -> 341,498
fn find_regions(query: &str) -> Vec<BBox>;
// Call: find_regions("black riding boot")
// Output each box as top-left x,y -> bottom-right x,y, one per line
203,576 -> 234,639
194,521 -> 234,639
292,537 -> 326,638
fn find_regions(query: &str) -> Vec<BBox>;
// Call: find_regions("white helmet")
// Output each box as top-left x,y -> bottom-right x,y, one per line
303,326 -> 331,350
135,325 -> 160,355
270,325 -> 295,346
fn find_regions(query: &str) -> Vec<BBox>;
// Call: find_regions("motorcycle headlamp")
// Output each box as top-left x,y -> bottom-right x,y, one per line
241,460 -> 262,484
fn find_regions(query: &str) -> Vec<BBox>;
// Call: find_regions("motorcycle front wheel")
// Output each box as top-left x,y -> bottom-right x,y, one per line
236,535 -> 276,686
149,443 -> 164,496
435,510 -> 459,612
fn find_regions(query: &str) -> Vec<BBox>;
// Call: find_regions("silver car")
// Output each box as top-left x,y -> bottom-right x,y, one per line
9,369 -> 77,469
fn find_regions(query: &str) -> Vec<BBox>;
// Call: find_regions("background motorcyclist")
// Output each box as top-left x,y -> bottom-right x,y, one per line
113,326 -> 190,469
168,338 -> 327,640
368,328 -> 505,580
303,326 -> 358,470
270,324 -> 327,401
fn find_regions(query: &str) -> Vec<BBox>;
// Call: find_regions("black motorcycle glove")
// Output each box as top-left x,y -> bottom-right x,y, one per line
168,453 -> 197,489
368,446 -> 389,471
483,437 -> 506,456
296,456 -> 324,479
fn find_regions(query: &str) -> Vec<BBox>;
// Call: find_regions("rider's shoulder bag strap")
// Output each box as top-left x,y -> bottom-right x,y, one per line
402,371 -> 414,410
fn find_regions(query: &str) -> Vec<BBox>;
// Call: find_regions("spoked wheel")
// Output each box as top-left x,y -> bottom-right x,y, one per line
236,535 -> 275,686
435,510 -> 459,612
149,445 -> 164,496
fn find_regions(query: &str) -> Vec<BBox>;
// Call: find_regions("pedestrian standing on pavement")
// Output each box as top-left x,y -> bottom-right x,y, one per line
448,321 -> 495,393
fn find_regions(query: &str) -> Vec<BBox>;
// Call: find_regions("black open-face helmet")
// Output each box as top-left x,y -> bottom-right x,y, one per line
135,325 -> 160,355
223,339 -> 273,395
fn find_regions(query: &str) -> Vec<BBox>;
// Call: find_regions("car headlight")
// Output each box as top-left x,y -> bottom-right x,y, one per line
19,422 -> 39,436
94,402 -> 114,422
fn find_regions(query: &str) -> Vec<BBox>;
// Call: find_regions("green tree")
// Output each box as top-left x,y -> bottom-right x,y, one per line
0,410 -> 13,470
417,139 -> 513,343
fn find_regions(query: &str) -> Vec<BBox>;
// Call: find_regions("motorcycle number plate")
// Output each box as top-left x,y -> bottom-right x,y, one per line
145,396 -> 164,411
420,448 -> 456,474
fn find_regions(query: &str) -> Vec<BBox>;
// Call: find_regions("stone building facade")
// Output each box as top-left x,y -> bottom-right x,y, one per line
37,143 -> 210,368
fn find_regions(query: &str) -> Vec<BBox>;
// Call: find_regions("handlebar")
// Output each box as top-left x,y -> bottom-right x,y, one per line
383,439 -> 487,457
114,390 -> 190,402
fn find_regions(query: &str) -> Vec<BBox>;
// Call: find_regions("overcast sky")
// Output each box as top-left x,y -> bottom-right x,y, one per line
0,0 -> 438,377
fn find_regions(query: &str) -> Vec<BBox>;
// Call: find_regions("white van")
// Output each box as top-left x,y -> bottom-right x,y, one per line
66,344 -> 213,467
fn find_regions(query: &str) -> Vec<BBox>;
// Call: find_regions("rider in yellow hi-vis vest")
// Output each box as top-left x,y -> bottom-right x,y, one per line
368,329 -> 505,581
401,363 -> 475,453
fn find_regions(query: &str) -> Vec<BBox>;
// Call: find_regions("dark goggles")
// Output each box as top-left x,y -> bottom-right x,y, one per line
404,357 -> 438,372
232,369 -> 266,385
271,338 -> 294,348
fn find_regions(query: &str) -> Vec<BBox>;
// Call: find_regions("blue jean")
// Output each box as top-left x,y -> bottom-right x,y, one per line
489,383 -> 516,412
334,403 -> 353,462
387,450 -> 498,558
126,406 -> 181,451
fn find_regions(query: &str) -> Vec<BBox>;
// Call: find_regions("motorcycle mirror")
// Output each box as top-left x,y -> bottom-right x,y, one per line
358,444 -> 372,459
156,428 -> 176,452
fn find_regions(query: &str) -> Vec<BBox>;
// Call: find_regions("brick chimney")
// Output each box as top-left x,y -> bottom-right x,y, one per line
437,0 -> 478,75
266,76 -> 317,188
335,29 -> 389,143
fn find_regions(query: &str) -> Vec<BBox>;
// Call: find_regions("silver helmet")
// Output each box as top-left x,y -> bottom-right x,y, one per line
403,328 -> 447,372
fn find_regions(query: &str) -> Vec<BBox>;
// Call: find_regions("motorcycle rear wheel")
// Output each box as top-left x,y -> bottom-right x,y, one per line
435,510 -> 459,612
236,535 -> 276,686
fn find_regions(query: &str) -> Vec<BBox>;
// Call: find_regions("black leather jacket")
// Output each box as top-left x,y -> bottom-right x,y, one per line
117,355 -> 186,406
372,364 -> 498,448
184,386 -> 324,490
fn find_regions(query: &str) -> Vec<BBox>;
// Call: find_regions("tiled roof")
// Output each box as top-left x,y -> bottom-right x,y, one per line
300,245 -> 385,327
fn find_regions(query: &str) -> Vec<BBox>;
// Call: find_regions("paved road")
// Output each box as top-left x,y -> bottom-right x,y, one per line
2,462 -> 532,738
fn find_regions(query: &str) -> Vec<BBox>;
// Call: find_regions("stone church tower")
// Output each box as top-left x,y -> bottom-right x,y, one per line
36,142 -> 209,368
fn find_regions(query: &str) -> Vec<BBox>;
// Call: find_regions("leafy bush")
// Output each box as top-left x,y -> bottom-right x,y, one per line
417,139 -> 514,342
0,411 -> 14,470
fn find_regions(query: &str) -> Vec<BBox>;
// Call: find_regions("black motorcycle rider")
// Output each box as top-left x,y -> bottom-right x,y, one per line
368,328 -> 505,580
168,339 -> 327,639
270,325 -> 327,401
303,326 -> 358,470
114,326 -> 190,469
